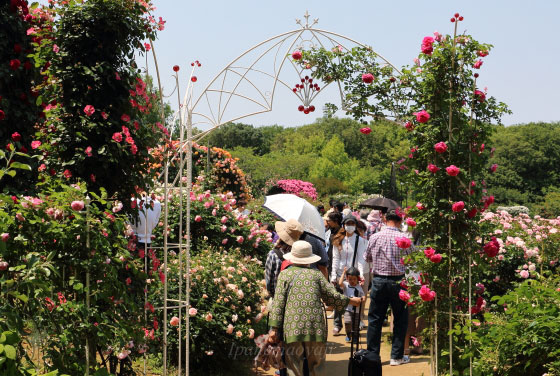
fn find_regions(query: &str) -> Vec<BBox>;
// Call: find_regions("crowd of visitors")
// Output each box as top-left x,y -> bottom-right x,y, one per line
262,198 -> 420,375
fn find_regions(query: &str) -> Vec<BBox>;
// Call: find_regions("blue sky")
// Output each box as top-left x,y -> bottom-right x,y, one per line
141,0 -> 559,128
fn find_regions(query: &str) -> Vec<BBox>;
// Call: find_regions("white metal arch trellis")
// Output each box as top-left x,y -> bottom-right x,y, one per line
153,11 -> 444,376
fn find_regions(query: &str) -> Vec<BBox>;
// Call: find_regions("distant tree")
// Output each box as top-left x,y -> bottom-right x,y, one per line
309,135 -> 378,194
207,122 -> 269,155
486,122 -> 560,207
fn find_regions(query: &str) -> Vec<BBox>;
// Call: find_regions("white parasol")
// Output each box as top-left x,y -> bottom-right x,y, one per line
263,194 -> 325,240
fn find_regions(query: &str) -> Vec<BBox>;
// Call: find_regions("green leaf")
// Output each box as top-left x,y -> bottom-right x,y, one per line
3,331 -> 19,345
0,150 -> 5,158
93,369 -> 110,376
8,291 -> 29,303
0,356 -> 5,365
6,170 -> 16,177
3,344 -> 15,360
10,162 -> 32,171
0,343 -> 3,354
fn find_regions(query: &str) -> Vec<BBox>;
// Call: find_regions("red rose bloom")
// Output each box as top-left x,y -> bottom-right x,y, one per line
430,254 -> 442,263
11,132 -> 22,142
446,165 -> 460,176
360,127 -> 372,134
424,247 -> 436,258
427,164 -> 440,173
395,237 -> 412,249
112,132 -> 123,142
84,105 -> 95,116
414,110 -> 430,123
451,201 -> 465,212
434,141 -> 447,153
474,90 -> 486,102
10,59 -> 21,70
467,208 -> 478,218
483,237 -> 499,257
362,73 -> 374,84
421,36 -> 434,55
291,50 -> 302,60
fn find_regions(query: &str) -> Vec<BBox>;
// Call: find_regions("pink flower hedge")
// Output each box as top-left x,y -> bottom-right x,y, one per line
275,179 -> 318,201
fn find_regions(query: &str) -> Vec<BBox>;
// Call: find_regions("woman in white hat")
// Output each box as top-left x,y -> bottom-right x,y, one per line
268,241 -> 363,376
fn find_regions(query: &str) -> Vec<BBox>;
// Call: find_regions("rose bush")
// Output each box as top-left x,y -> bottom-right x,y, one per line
266,179 -> 318,201
0,179 -> 147,374
0,0 -> 44,192
147,248 -> 268,373
151,141 -> 252,204
471,277 -> 560,376
30,0 -> 166,208
299,14 -> 511,372
152,184 -> 273,261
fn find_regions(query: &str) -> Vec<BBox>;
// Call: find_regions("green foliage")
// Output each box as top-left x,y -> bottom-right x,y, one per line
472,278 -> 560,375
227,117 -> 408,197
534,188 -> 560,218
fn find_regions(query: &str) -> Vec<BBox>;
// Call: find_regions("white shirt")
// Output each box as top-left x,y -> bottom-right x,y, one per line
131,197 -> 161,244
330,233 -> 370,282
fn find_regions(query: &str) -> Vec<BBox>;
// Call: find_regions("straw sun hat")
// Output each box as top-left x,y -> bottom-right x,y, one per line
275,218 -> 303,245
283,240 -> 321,265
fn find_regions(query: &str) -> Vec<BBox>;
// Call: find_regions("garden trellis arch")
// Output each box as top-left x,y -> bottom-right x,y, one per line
151,11 -> 445,376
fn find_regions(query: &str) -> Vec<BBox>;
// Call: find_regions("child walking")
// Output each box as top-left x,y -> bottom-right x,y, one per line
338,266 -> 365,343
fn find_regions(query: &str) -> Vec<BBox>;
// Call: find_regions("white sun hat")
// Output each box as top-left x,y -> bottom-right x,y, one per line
283,240 -> 321,265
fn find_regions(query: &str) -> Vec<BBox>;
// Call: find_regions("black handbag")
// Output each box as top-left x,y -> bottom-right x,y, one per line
348,289 -> 382,376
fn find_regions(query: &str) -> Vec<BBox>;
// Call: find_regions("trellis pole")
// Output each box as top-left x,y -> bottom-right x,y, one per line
85,195 -> 91,376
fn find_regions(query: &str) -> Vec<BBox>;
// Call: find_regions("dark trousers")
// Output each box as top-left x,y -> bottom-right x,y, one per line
366,276 -> 408,360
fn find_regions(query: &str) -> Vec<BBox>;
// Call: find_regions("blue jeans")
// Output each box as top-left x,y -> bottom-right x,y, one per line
366,276 -> 408,360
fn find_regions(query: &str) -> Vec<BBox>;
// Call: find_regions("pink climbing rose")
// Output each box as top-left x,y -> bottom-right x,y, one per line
451,201 -> 465,212
434,142 -> 447,153
446,165 -> 460,176
414,110 -> 430,123
427,164 -> 440,173
84,105 -> 95,116
395,237 -> 412,249
71,200 -> 85,211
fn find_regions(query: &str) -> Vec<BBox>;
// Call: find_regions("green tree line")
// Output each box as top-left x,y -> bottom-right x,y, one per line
200,119 -> 560,216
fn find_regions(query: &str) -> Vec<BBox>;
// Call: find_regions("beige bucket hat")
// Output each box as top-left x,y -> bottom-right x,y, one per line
275,218 -> 303,245
283,240 -> 321,264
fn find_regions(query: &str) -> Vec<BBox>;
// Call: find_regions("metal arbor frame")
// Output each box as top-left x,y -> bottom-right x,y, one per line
150,11 -> 467,376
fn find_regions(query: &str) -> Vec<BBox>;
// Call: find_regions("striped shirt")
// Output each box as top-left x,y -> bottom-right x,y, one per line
364,226 -> 412,276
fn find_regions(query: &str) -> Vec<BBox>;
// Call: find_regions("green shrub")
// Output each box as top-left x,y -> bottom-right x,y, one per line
472,278 -> 560,375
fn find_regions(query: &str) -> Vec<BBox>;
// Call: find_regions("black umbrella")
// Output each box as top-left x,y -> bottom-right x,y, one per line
359,197 -> 399,212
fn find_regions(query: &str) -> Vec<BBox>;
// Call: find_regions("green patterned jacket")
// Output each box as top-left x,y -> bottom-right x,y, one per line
269,266 -> 349,344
